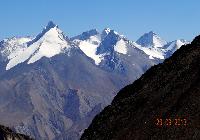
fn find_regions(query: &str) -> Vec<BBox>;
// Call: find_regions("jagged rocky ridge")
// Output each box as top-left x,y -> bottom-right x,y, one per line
0,125 -> 33,140
81,35 -> 200,140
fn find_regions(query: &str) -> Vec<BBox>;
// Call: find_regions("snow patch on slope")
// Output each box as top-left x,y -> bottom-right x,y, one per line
152,34 -> 167,48
1,37 -> 32,60
6,45 -> 38,70
132,42 -> 165,59
75,35 -> 103,65
114,39 -> 127,54
140,47 -> 165,59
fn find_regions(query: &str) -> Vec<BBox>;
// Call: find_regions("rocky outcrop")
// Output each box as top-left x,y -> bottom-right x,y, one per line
0,125 -> 33,140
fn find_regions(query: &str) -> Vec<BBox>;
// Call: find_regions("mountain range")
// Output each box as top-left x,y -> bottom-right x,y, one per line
0,21 -> 189,140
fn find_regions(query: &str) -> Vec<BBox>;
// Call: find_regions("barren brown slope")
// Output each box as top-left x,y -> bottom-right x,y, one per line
81,35 -> 200,140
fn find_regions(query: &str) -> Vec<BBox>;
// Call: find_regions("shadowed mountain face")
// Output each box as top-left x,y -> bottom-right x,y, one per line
0,51 -> 131,140
0,125 -> 33,140
81,35 -> 200,140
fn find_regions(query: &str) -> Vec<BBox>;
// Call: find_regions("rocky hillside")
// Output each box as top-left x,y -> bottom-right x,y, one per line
81,35 -> 200,140
0,125 -> 33,140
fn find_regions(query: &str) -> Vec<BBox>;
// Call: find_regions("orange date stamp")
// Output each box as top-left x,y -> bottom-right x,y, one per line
155,116 -> 188,127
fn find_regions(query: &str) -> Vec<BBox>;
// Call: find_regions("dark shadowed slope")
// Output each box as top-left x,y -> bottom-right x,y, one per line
0,125 -> 33,140
81,35 -> 200,140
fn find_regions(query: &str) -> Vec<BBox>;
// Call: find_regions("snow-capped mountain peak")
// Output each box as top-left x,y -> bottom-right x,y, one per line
135,32 -> 189,60
6,21 -> 71,70
27,23 -> 70,64
27,21 -> 63,46
134,31 -> 168,60
136,31 -> 167,48
163,39 -> 190,58
165,39 -> 186,50
71,28 -> 128,66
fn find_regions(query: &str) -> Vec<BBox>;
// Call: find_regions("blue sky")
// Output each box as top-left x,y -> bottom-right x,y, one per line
0,0 -> 200,41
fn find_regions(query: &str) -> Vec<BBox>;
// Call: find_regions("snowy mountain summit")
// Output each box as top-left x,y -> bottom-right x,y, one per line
136,31 -> 167,48
4,21 -> 71,70
71,28 -> 128,66
135,31 -> 188,60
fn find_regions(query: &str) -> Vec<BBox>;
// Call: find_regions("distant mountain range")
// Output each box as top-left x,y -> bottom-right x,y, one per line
0,21 -> 189,140
81,34 -> 200,140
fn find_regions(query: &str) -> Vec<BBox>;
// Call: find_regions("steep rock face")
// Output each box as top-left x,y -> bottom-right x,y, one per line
0,125 -> 33,140
0,51 -> 129,140
81,35 -> 200,140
